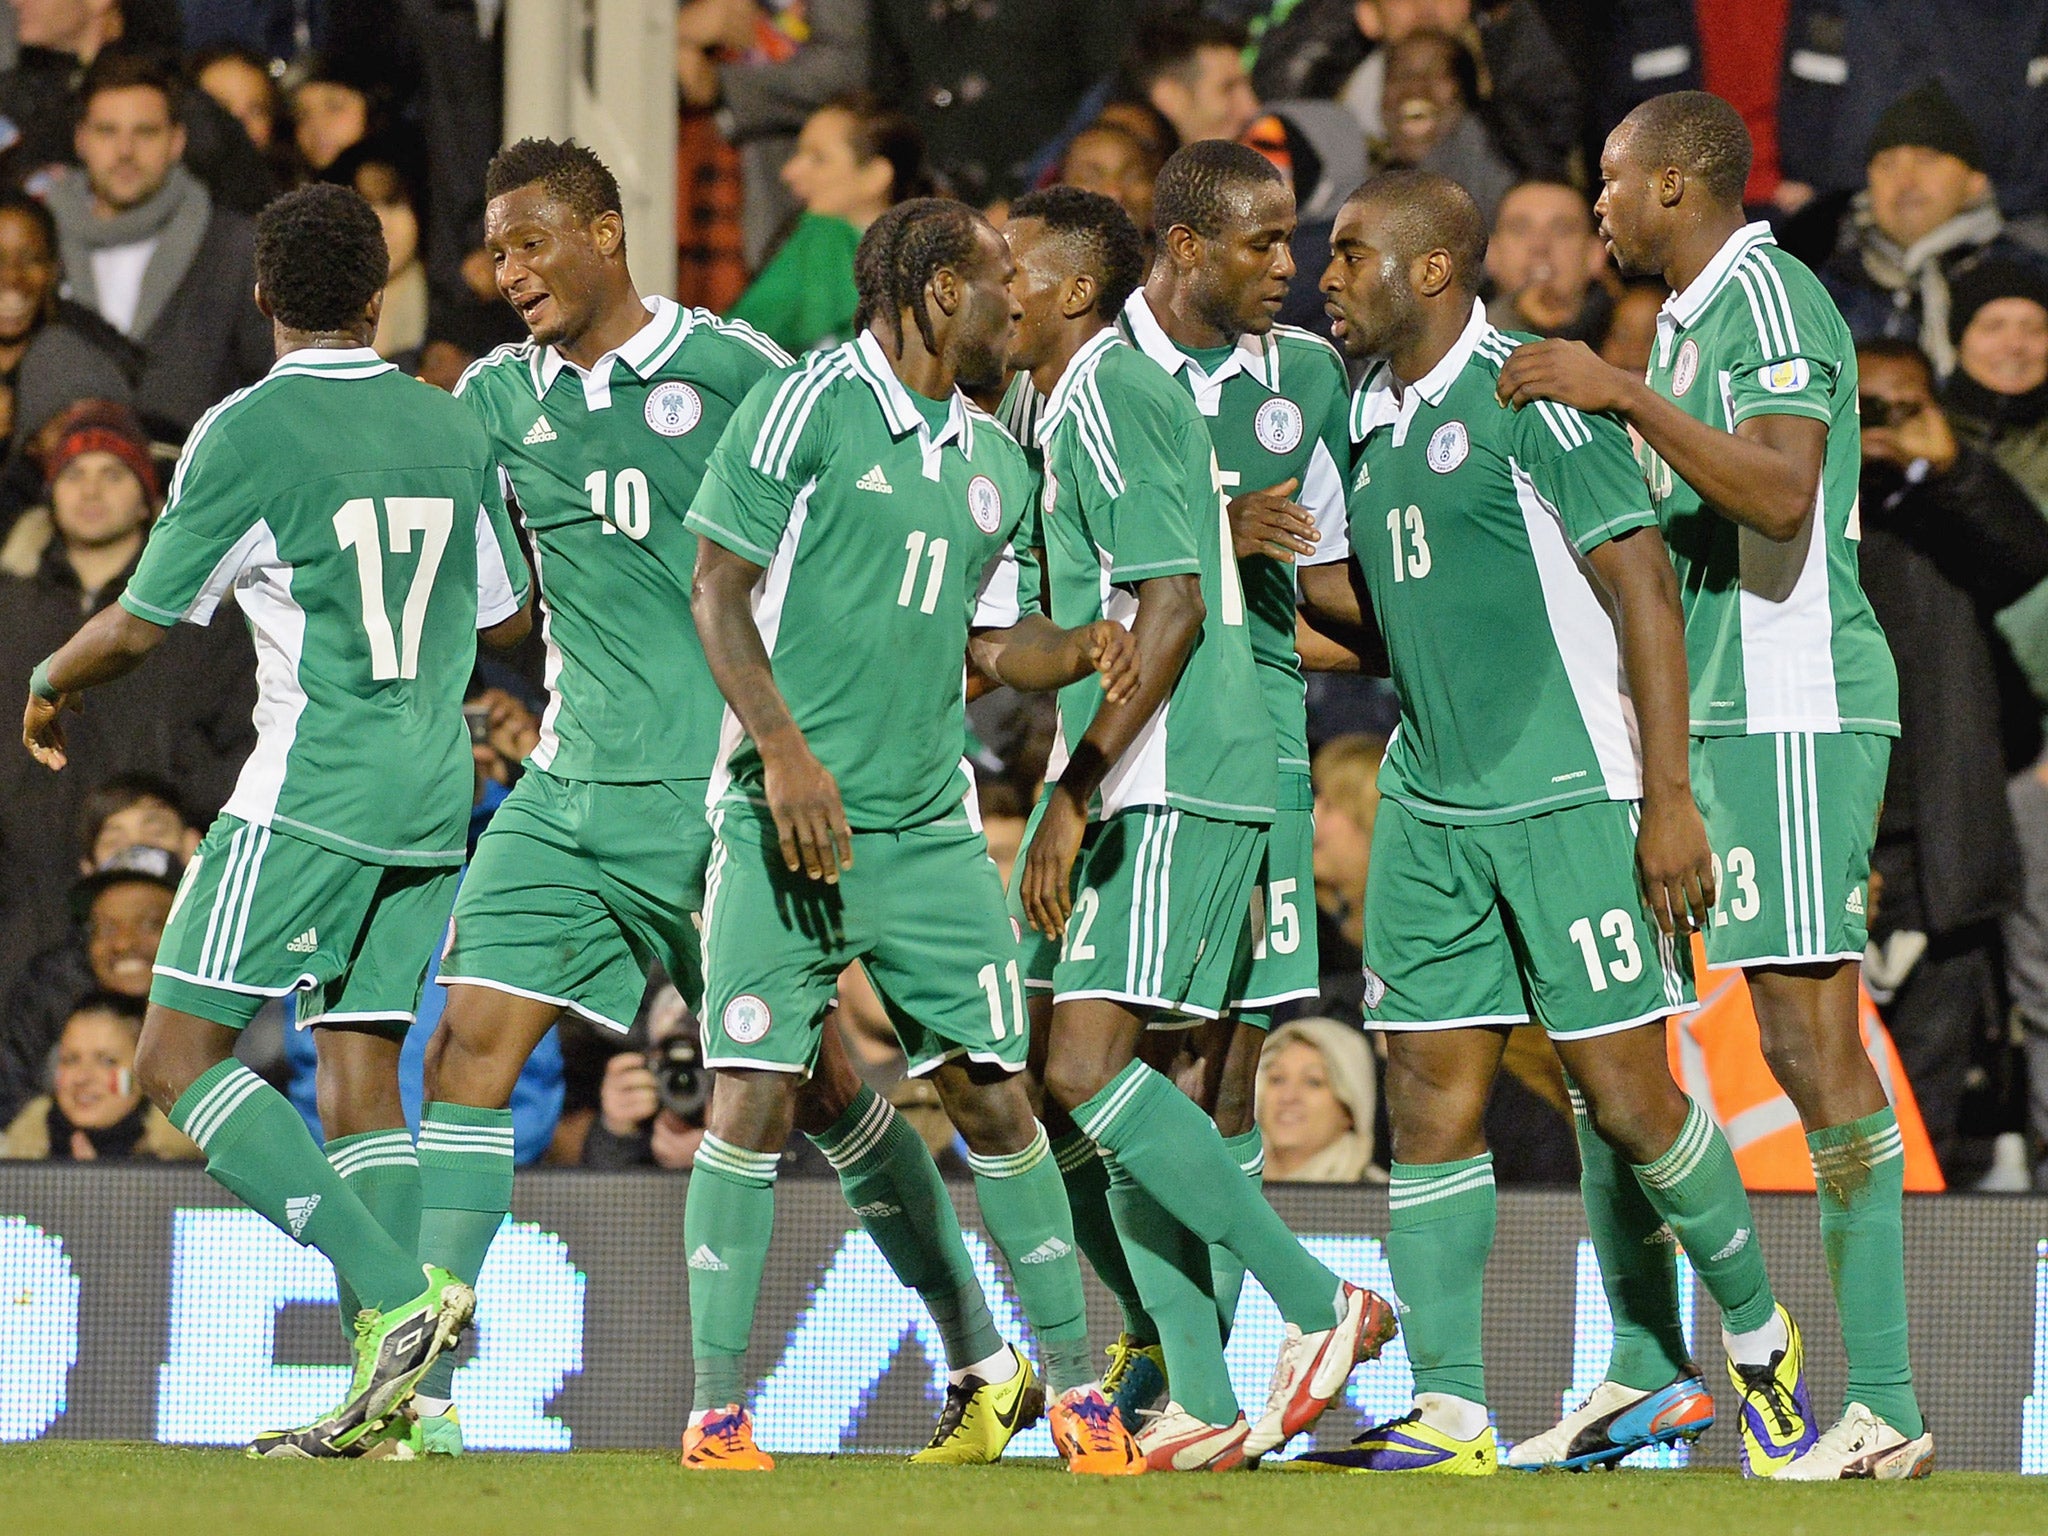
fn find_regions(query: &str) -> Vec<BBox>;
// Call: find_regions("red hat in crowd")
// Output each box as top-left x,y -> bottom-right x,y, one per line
41,399 -> 161,506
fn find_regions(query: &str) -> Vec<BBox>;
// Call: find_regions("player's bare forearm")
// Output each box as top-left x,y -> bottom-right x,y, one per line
691,535 -> 851,880
1297,559 -> 1388,675
480,593 -> 534,649
1495,340 -> 1821,541
968,615 -> 1139,699
23,604 -> 169,770
1587,526 -> 1713,930
1054,574 -> 1202,808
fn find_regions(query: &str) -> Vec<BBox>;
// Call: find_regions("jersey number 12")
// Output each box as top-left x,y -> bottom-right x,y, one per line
334,496 -> 455,681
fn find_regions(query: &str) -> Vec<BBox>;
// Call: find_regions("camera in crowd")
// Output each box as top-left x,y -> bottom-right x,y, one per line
648,1028 -> 708,1124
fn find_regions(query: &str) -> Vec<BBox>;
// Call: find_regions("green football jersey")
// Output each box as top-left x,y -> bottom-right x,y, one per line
687,329 -> 1037,830
1349,301 -> 1657,824
1117,291 -> 1352,772
1035,327 -> 1277,824
1639,222 -> 1898,737
454,297 -> 791,781
121,348 -> 529,865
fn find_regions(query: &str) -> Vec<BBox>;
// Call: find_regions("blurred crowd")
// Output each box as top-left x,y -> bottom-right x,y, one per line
8,0 -> 2048,1195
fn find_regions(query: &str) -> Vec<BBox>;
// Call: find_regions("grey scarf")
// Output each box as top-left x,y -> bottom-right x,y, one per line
49,163 -> 213,342
1853,190 -> 2005,377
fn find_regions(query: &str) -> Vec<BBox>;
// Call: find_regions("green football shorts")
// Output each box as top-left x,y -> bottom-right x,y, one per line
438,771 -> 713,1033
1691,730 -> 1888,969
699,802 -> 1029,1078
1011,803 -> 1265,1025
151,815 -> 458,1031
1362,795 -> 1694,1039
1228,772 -> 1319,1020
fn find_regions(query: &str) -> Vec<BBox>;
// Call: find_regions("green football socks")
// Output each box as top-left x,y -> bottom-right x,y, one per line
170,1061 -> 422,1312
1809,1107 -> 1922,1435
1210,1127 -> 1264,1340
684,1134 -> 780,1411
1106,1158 -> 1238,1425
1386,1155 -> 1495,1403
415,1102 -> 516,1404
1568,1084 -> 1692,1389
324,1128 -> 421,1335
1052,1129 -> 1156,1346
1633,1098 -> 1776,1333
967,1126 -> 1094,1394
809,1084 -> 1005,1372
1075,1060 -> 1343,1331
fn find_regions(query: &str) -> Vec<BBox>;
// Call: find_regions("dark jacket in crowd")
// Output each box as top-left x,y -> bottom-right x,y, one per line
1862,449 -> 2048,937
870,0 -> 1137,203
1,300 -> 146,518
0,546 -> 254,1010
0,941 -> 93,1125
126,203 -> 271,439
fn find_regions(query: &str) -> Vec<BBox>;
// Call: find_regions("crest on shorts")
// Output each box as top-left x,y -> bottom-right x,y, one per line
645,381 -> 703,437
967,474 -> 1003,534
1426,421 -> 1469,473
1360,964 -> 1388,1009
1760,358 -> 1810,394
722,993 -> 772,1044
1672,338 -> 1699,396
1255,397 -> 1304,453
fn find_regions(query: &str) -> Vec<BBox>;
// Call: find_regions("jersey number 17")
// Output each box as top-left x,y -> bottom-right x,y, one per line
334,496 -> 455,681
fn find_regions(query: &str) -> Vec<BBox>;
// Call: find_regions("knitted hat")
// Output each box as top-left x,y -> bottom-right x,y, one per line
41,400 -> 160,504
1948,257 -> 2048,344
1867,80 -> 1985,172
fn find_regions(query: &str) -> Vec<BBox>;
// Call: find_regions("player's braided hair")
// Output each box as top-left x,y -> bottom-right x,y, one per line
1151,138 -> 1284,241
1007,186 -> 1147,319
851,202 -> 918,338
254,182 -> 388,333
878,198 -> 988,360
1622,91 -> 1753,207
485,138 -> 623,226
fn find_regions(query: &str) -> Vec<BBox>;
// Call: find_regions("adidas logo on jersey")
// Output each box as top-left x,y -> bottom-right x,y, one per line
523,414 -> 557,445
1352,459 -> 1371,490
285,927 -> 319,955
856,464 -> 893,494
1710,1227 -> 1751,1262
1017,1236 -> 1072,1264
1846,887 -> 1866,916
688,1245 -> 730,1272
286,1195 -> 321,1238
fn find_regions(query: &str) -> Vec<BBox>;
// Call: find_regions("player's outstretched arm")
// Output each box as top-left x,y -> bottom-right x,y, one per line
1019,573 -> 1203,941
1494,339 -> 1824,542
1585,526 -> 1714,935
22,605 -> 172,770
690,534 -> 853,884
967,615 -> 1139,700
1296,559 -> 1388,675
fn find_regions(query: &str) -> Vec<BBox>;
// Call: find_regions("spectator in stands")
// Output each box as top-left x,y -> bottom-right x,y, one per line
0,0 -> 131,185
0,843 -> 179,1123
726,95 -> 926,356
190,43 -> 278,155
582,984 -> 706,1171
872,0 -> 1137,205
1,992 -> 198,1159
1857,337 -> 2048,1178
0,397 -> 253,1016
1057,119 -> 1164,240
46,53 -> 270,437
1370,29 -> 1513,225
71,769 -> 198,871
1241,99 -> 1367,335
1818,81 -> 2047,379
1124,12 -> 1260,152
1257,1017 -> 1378,1182
1944,260 -> 2048,709
288,55 -> 374,176
1485,180 -> 1613,344
1310,733 -> 1383,1025
1252,0 -> 1576,185
677,0 -> 867,273
349,158 -> 426,365
0,189 -> 142,516
1599,279 -> 1666,375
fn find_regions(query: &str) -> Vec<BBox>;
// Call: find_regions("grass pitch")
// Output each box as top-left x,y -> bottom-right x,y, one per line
4,1444 -> 2045,1536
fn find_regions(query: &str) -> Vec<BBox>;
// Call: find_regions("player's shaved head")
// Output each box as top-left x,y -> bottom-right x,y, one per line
1344,169 -> 1487,297
1151,138 -> 1286,241
1614,91 -> 1752,207
486,138 -> 624,231
255,182 -> 388,335
1007,187 -> 1148,319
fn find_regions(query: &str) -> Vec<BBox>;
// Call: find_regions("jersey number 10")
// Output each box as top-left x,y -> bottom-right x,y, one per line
333,497 -> 454,681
